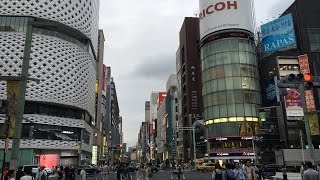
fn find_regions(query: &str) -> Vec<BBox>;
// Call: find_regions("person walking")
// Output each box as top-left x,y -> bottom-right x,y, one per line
80,167 -> 86,180
15,167 -> 24,180
35,167 -> 47,180
233,163 -> 245,180
102,164 -> 109,180
145,164 -> 153,180
212,163 -> 225,180
303,162 -> 319,180
20,167 -> 33,180
6,170 -> 16,180
136,164 -> 145,180
301,162 -> 306,180
243,160 -> 255,180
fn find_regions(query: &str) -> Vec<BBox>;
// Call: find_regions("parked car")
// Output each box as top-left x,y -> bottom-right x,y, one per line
196,163 -> 215,172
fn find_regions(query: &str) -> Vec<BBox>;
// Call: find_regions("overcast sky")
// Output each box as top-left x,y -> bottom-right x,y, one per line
98,0 -> 295,147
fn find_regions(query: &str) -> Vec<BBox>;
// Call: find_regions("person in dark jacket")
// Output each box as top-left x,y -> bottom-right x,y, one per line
16,166 -> 24,180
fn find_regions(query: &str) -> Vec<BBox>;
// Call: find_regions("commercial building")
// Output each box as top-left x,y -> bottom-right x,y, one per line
259,0 -> 320,164
156,92 -> 167,161
149,92 -> 159,161
176,17 -> 203,163
0,0 -> 100,166
200,0 -> 262,160
106,77 -> 123,164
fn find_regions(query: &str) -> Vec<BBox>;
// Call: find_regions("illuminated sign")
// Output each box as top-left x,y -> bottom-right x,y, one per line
261,13 -> 296,54
209,152 -> 255,157
209,136 -> 254,142
199,0 -> 255,40
201,31 -> 254,47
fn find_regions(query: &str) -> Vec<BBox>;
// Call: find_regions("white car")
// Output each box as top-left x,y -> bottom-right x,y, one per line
22,165 -> 39,176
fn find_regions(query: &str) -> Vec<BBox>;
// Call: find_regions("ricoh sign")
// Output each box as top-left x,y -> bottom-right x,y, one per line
199,0 -> 255,40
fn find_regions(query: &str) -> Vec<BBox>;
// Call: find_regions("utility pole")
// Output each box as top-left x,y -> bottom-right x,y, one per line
10,21 -> 34,170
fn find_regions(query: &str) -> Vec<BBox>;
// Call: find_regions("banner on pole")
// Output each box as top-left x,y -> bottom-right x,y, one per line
6,81 -> 20,138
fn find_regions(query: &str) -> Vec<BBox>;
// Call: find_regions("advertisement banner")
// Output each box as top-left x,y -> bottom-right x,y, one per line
199,0 -> 255,40
298,54 -> 316,112
157,92 -> 166,109
265,78 -> 277,104
284,88 -> 304,120
308,113 -> 320,136
261,13 -> 296,54
6,81 -> 20,137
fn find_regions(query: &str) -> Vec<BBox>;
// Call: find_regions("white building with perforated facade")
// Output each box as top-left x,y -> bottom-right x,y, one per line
0,0 -> 100,166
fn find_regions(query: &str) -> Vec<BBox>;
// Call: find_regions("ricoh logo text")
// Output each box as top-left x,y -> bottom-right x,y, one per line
199,0 -> 238,20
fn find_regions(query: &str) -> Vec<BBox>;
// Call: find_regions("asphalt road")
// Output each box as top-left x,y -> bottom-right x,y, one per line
56,171 -> 300,180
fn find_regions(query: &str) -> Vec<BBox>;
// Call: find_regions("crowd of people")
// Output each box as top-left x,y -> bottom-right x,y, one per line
211,160 -> 259,180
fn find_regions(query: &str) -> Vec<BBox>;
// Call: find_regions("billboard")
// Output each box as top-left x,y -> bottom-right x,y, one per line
157,92 -> 166,109
199,0 -> 255,40
284,88 -> 304,120
261,13 -> 296,54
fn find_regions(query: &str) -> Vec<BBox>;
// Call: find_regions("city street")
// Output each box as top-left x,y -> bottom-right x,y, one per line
81,171 -> 301,180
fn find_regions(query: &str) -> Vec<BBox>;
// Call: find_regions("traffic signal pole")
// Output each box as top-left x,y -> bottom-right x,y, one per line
298,83 -> 314,163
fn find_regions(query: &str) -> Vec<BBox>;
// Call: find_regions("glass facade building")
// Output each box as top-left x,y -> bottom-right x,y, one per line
201,36 -> 262,157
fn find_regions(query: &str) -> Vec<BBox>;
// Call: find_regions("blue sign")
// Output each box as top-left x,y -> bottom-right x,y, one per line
266,79 -> 277,104
261,13 -> 296,54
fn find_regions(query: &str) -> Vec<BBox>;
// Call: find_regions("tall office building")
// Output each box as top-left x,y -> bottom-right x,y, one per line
200,0 -> 262,160
0,0 -> 99,166
176,17 -> 203,162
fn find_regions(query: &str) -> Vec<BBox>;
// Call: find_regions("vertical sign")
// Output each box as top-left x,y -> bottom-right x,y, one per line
284,88 -> 304,120
298,54 -> 316,112
102,65 -> 107,97
6,81 -> 20,137
308,113 -> 320,136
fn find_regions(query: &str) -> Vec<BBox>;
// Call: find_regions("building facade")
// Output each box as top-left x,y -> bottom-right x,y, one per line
200,0 -> 262,160
0,0 -> 100,166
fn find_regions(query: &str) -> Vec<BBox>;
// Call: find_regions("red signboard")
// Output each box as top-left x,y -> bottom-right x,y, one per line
157,92 -> 166,109
298,54 -> 316,112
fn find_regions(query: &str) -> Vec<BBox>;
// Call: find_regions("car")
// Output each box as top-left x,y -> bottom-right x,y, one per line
196,163 -> 215,172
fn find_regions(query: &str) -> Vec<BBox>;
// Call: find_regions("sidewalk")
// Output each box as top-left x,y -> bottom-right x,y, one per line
273,172 -> 301,180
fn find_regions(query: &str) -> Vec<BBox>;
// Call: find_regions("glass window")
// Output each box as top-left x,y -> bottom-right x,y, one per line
207,94 -> 213,107
224,64 -> 233,77
233,77 -> 241,89
208,107 -> 213,119
217,78 -> 226,91
236,104 -> 245,116
220,105 -> 227,117
231,51 -> 240,64
239,51 -> 247,64
212,93 -> 218,105
308,29 -> 320,52
230,39 -> 239,50
227,104 -> 236,117
213,106 -> 220,119
225,77 -> 234,90
226,91 -> 235,104
244,104 -> 252,116
211,80 -> 217,92
218,92 -> 227,105
232,64 -> 240,76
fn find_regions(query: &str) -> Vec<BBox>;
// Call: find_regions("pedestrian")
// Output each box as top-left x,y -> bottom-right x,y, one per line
20,167 -> 33,180
281,165 -> 287,180
35,167 -> 47,180
102,163 -> 109,180
301,162 -> 306,180
6,170 -> 15,180
225,163 -> 235,180
16,167 -> 24,180
80,167 -> 86,180
303,161 -> 319,180
212,163 -> 225,180
116,164 -> 124,180
145,164 -> 153,180
233,162 -> 245,180
243,160 -> 255,180
317,164 -> 320,174
136,163 -> 145,180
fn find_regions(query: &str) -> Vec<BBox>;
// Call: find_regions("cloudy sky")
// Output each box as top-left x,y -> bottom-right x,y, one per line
98,0 -> 295,147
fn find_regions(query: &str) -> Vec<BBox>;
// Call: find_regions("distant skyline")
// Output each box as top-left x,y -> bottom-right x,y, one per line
99,0 -> 295,147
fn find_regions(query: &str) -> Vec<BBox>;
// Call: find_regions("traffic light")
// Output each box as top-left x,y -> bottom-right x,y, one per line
303,73 -> 313,90
284,73 -> 304,83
